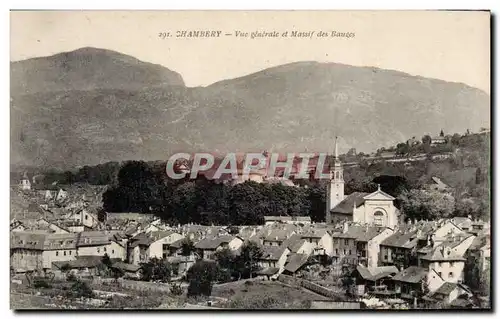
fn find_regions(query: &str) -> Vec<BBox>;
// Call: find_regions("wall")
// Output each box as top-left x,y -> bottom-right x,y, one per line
116,278 -> 171,293
11,249 -> 44,272
277,274 -> 345,301
42,249 -> 77,268
367,228 -> 394,268
429,260 -> 465,283
148,233 -> 184,259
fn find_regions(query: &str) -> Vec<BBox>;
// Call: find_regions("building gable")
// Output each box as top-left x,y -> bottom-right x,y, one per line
363,189 -> 395,201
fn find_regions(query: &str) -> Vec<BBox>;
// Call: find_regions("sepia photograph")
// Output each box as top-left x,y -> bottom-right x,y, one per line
9,10 -> 491,310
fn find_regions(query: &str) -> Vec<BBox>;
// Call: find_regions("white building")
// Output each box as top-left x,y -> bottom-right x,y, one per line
326,137 -> 399,229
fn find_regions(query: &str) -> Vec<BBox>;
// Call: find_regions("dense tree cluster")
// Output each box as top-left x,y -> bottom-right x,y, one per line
102,160 -> 326,225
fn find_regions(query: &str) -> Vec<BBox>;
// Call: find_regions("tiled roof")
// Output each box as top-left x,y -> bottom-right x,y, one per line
169,238 -> 185,249
111,261 -> 142,273
381,230 -> 419,248
256,267 -> 280,276
284,253 -> 309,273
330,192 -> 369,215
264,229 -> 292,242
77,231 -> 111,247
356,265 -> 399,281
44,233 -> 79,250
392,266 -> 427,283
260,246 -> 287,261
431,282 -> 457,297
195,235 -> 235,250
332,225 -> 386,241
52,256 -> 120,269
421,244 -> 466,262
10,232 -> 46,250
301,229 -> 329,239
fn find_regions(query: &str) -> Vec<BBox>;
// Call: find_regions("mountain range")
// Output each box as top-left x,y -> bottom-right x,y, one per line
10,47 -> 490,169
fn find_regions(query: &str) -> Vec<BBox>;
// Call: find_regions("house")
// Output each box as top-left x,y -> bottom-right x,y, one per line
300,229 -> 333,257
42,233 -> 79,269
283,253 -> 310,275
110,262 -> 143,279
418,237 -> 475,284
352,225 -> 394,268
60,220 -> 87,233
262,229 -> 295,247
148,231 -> 184,259
64,208 -> 99,229
52,256 -> 112,278
264,216 -> 292,225
281,234 -> 312,255
163,238 -> 188,257
56,189 -> 68,201
77,231 -> 127,261
331,223 -> 359,265
431,133 -> 447,146
194,235 -> 243,260
10,220 -> 26,232
47,221 -> 70,234
451,217 -> 473,232
166,255 -> 197,277
430,220 -> 465,244
19,173 -> 31,191
127,231 -> 184,264
428,177 -> 451,192
425,282 -> 473,304
392,266 -> 445,301
263,216 -> 311,225
257,245 -> 290,276
10,232 -> 46,272
353,264 -> 399,296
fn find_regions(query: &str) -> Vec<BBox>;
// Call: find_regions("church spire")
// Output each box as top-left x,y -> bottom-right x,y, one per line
334,136 -> 338,159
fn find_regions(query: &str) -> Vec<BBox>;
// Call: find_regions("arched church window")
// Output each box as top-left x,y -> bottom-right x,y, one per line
374,211 -> 385,226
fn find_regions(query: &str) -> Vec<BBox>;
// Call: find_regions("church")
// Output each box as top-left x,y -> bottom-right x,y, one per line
325,138 -> 399,229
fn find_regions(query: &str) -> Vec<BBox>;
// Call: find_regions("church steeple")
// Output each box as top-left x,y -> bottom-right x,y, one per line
326,136 -> 345,224
334,136 -> 339,159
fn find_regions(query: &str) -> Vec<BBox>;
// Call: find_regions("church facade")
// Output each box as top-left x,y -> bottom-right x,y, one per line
325,138 -> 399,229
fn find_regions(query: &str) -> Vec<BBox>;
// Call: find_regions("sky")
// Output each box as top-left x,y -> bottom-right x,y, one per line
10,10 -> 490,93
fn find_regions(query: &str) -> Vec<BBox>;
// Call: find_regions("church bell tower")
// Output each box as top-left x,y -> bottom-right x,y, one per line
326,136 -> 345,223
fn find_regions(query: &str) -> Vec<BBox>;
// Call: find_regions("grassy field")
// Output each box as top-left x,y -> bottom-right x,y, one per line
211,279 -> 330,309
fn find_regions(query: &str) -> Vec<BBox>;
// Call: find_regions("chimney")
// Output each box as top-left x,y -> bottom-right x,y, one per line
343,221 -> 349,234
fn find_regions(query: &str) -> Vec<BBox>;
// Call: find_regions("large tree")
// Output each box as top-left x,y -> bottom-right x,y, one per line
187,260 -> 220,297
398,189 -> 455,220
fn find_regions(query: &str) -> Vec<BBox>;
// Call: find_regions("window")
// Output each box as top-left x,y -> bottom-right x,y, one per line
64,251 -> 66,256
104,247 -> 107,252
112,250 -> 115,254
56,251 -> 59,256
448,272 -> 453,278
344,239 -> 349,245
69,251 -> 72,255
373,211 -> 384,226
349,250 -> 352,255
335,249 -> 338,255
97,248 -> 100,253
85,215 -> 88,220
343,249 -> 347,255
